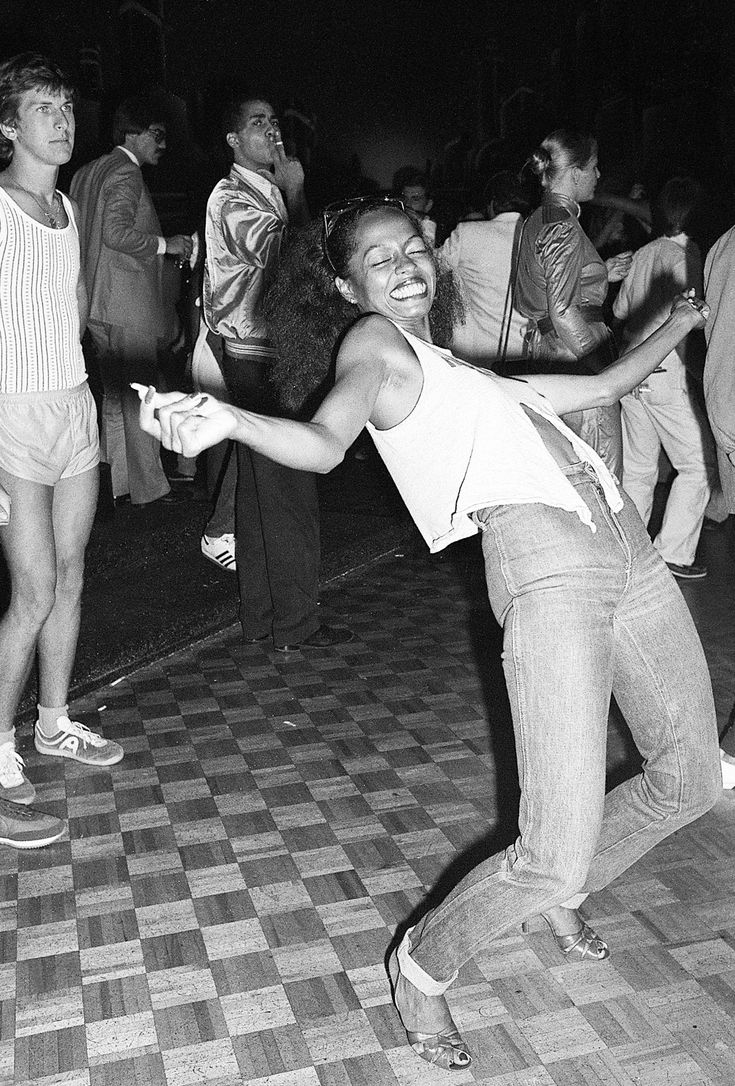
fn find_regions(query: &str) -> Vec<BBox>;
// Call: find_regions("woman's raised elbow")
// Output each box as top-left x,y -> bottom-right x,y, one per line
315,442 -> 347,474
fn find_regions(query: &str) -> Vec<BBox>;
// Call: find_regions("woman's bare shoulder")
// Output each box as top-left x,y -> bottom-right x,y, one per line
341,313 -> 402,345
339,314 -> 414,361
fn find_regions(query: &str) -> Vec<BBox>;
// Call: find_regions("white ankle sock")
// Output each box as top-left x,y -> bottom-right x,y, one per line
37,705 -> 68,736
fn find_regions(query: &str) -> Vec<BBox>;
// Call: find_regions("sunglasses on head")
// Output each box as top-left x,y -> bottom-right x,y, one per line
321,195 -> 406,273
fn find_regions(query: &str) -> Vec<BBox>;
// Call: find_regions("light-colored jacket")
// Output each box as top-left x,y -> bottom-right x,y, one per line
70,147 -> 169,337
704,225 -> 735,511
202,164 -> 287,358
440,213 -> 527,367
614,234 -> 701,397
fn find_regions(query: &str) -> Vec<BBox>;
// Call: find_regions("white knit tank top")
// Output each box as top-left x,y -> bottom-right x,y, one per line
0,187 -> 86,393
366,323 -> 622,552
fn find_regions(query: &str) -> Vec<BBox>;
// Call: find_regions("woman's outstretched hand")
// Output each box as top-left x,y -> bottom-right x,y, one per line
131,384 -> 237,457
670,289 -> 709,329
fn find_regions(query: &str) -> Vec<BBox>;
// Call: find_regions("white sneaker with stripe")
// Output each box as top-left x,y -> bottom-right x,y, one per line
34,717 -> 124,766
201,533 -> 237,572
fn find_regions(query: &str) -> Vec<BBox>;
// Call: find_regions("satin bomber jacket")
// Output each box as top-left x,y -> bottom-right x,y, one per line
202,164 -> 287,356
515,192 -> 609,361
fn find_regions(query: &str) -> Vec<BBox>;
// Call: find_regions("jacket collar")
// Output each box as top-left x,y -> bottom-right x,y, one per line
543,191 -> 581,218
116,145 -> 140,167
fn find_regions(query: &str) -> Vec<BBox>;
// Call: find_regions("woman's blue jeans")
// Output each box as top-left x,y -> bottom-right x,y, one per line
408,462 -> 721,985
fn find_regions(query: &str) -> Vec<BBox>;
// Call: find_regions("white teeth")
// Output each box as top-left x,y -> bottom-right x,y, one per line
392,282 -> 426,300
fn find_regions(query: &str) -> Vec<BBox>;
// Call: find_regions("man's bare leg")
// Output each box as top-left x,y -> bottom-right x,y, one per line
33,467 -> 124,767
0,466 -> 59,801
35,467 -> 98,707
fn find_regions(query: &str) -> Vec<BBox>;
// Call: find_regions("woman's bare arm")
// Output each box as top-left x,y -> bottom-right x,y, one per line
522,294 -> 707,416
135,323 -> 392,471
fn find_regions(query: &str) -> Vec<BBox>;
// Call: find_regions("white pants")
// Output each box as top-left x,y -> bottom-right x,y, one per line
621,388 -> 716,566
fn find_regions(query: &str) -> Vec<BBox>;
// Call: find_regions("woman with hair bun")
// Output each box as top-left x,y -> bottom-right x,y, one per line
516,130 -> 633,475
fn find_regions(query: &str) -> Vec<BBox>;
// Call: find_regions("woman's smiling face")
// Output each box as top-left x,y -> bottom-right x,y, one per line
337,208 -> 436,328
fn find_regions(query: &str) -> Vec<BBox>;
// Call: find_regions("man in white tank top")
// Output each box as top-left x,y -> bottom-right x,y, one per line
0,55 -> 123,845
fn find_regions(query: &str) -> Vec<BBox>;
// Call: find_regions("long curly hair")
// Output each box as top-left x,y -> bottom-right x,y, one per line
264,204 -> 463,416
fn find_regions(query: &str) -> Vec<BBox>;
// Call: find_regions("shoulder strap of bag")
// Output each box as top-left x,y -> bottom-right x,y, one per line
497,215 -> 526,374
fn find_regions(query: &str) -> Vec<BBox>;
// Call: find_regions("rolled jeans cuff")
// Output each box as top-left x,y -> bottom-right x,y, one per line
398,927 -> 457,996
561,893 -> 588,910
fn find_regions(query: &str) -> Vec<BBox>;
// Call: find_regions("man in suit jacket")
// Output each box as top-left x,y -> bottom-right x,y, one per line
71,95 -> 192,504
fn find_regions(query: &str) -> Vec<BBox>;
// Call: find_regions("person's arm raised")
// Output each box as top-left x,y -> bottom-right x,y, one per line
271,139 -> 309,227
133,322 -> 389,471
523,292 -> 708,417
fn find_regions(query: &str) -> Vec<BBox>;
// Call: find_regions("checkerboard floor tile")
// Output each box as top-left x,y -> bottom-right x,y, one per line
4,536 -> 735,1084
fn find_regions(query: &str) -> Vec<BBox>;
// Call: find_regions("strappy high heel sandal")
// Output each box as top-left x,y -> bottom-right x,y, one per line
538,912 -> 609,961
387,947 -> 472,1071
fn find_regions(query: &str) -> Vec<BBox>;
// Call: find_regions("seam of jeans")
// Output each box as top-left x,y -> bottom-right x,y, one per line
414,517 -> 521,951
582,474 -> 633,587
594,616 -> 687,870
621,604 -> 686,802
481,510 -> 515,624
607,508 -> 633,594
481,515 -> 532,854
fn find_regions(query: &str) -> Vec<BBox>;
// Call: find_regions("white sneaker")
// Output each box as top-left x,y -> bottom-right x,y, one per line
0,739 -> 35,804
721,749 -> 735,789
34,717 -> 124,766
201,533 -> 236,572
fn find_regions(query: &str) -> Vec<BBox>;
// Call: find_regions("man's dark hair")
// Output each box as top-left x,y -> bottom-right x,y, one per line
0,53 -> 76,165
483,171 -> 531,216
112,94 -> 166,146
395,168 -> 429,196
652,177 -> 703,238
220,91 -> 274,147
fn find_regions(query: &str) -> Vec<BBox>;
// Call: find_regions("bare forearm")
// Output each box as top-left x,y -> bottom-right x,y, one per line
230,408 -> 345,471
526,309 -> 697,415
595,310 -> 694,404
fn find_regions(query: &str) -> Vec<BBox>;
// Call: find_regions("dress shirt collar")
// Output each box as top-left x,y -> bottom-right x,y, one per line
231,162 -> 279,199
116,145 -> 140,166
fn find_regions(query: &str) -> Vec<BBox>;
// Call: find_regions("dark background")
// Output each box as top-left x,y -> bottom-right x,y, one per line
6,0 -> 735,233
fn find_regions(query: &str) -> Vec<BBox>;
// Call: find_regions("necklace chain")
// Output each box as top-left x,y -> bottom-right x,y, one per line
12,183 -> 63,228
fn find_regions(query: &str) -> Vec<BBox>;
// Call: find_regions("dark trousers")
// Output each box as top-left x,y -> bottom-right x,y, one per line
221,351 -> 320,644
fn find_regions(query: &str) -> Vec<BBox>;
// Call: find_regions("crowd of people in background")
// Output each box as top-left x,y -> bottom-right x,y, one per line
1,46 -> 735,1071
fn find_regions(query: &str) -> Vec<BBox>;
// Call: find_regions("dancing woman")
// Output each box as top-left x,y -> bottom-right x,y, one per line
135,198 -> 720,1072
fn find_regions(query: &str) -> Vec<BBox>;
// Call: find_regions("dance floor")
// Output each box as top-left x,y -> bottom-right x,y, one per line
3,526 -> 735,1085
